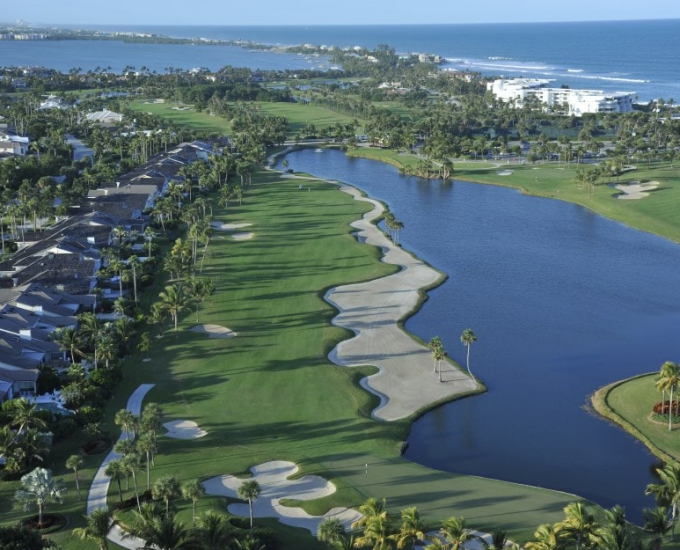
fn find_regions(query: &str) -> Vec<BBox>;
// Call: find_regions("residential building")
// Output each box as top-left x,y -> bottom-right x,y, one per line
486,78 -> 635,116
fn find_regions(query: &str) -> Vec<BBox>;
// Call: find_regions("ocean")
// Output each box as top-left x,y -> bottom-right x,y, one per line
1,19 -> 679,101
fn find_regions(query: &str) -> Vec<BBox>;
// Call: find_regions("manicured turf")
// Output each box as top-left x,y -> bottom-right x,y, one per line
127,99 -> 361,139
349,147 -> 680,245
1,170 -> 581,548
594,374 -> 680,461
128,100 -> 232,134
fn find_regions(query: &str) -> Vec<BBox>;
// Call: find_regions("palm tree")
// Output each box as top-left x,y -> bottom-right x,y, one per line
643,506 -> 672,546
136,432 -> 157,490
126,509 -> 198,550
646,462 -> 680,539
197,511 -> 232,548
140,402 -> 164,441
656,362 -> 680,430
557,502 -> 597,550
440,516 -> 479,550
5,398 -> 47,435
318,518 -> 346,544
158,284 -> 191,332
394,506 -> 430,549
105,459 -> 126,504
66,454 -> 84,501
53,326 -> 83,365
14,467 -> 66,526
525,524 -> 563,550
153,475 -> 182,515
352,497 -> 389,532
73,508 -> 112,550
460,329 -> 477,378
429,336 -> 443,374
237,480 -> 261,530
485,528 -> 510,550
182,479 -> 205,528
114,409 -> 138,440
123,453 -> 144,512
148,302 -> 168,338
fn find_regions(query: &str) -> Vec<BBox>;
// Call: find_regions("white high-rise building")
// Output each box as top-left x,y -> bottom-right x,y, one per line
487,78 -> 635,116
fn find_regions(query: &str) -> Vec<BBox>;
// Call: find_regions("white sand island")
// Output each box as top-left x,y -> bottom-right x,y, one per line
190,324 -> 237,338
614,181 -> 660,200
203,460 -> 362,535
163,420 -> 207,439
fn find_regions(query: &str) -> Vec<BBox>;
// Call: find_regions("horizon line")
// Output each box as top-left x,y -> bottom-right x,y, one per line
3,17 -> 680,28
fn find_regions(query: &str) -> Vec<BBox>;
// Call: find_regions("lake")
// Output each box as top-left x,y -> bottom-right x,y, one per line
284,148 -> 680,523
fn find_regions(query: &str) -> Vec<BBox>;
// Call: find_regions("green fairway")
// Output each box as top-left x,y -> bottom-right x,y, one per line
127,99 -> 361,138
128,99 -> 232,133
349,147 -> 680,245
254,102 -> 360,136
1,170 -> 581,548
105,171 -> 576,543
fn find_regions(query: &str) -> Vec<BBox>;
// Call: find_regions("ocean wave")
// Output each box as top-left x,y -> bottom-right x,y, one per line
567,69 -> 583,73
488,56 -> 513,60
565,73 -> 650,84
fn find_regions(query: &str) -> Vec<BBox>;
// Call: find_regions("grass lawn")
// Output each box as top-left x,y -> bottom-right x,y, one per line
127,99 -> 361,139
254,102 -> 360,136
0,169 -> 582,548
127,99 -> 232,134
348,147 -> 680,245
593,373 -> 680,462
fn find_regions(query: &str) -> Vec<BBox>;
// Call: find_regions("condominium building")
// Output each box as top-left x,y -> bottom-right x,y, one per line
487,78 -> 635,116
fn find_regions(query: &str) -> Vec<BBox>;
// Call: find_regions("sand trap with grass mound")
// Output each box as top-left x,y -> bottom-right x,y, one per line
190,324 -> 236,338
203,460 -> 362,535
614,181 -> 660,200
211,222 -> 253,231
496,170 -> 513,176
163,420 -> 207,439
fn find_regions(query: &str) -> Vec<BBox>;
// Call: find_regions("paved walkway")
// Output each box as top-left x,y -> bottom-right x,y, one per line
325,183 -> 479,421
86,383 -> 155,549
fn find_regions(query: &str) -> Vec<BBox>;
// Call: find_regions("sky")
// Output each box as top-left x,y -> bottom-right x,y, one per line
3,0 -> 680,26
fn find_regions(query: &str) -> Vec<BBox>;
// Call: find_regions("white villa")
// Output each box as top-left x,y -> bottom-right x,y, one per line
487,78 -> 635,116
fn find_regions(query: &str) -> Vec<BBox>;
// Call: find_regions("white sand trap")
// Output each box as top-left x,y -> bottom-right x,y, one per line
190,324 -> 236,338
203,460 -> 362,535
232,232 -> 254,240
211,222 -> 253,231
163,420 -> 207,439
614,181 -> 660,200
496,170 -> 513,176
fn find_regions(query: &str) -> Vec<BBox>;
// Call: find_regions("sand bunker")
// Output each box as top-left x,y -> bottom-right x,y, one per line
232,232 -> 254,240
211,222 -> 253,231
163,420 -> 207,439
203,460 -> 362,535
614,181 -> 660,200
190,324 -> 236,338
496,170 -> 513,176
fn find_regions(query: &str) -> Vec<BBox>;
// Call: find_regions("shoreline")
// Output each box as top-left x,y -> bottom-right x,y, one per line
323,180 -> 481,421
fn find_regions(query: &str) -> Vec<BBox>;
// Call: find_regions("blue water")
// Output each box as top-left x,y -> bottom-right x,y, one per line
284,148 -> 680,523
2,20 -> 679,100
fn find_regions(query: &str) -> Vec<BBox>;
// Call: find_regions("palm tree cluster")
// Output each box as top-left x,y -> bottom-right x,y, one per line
317,496 -> 678,550
104,403 -> 164,512
428,336 -> 447,383
318,497 -> 482,550
0,399 -> 50,478
655,362 -> 680,431
384,210 -> 404,245
123,499 -> 273,550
